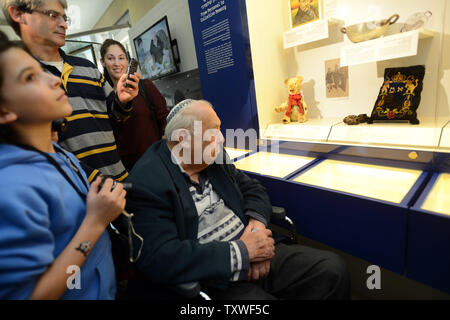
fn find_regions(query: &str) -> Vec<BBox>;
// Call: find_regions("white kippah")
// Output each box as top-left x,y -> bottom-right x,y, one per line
167,99 -> 194,124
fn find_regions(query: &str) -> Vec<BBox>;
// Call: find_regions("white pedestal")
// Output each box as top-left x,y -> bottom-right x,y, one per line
328,117 -> 446,149
263,118 -> 342,142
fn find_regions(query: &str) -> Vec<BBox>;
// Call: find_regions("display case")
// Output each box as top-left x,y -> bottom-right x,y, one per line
230,141 -> 431,275
245,0 -> 448,153
188,0 -> 450,294
407,166 -> 450,294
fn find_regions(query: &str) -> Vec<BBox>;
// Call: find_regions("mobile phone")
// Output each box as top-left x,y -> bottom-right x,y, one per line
99,175 -> 133,191
125,58 -> 139,88
51,118 -> 68,133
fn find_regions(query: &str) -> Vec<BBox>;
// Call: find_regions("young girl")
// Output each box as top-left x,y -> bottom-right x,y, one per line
100,39 -> 168,170
0,32 -> 126,300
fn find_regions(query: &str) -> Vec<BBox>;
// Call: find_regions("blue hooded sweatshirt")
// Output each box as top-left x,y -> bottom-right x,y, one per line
0,143 -> 116,299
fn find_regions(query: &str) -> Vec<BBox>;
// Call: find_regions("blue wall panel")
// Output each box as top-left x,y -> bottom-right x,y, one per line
407,209 -> 450,294
407,173 -> 450,294
188,0 -> 258,133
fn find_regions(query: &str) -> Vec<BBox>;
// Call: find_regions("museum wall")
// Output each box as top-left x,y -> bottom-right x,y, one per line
437,1 -> 450,124
0,26 -> 19,41
246,0 -> 449,133
94,0 -> 160,28
127,0 -> 198,74
245,0 -> 291,136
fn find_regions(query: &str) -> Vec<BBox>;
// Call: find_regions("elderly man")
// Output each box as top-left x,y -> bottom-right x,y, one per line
2,0 -> 141,182
126,99 -> 350,299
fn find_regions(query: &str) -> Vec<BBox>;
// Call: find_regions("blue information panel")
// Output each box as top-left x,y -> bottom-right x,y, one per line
188,0 -> 258,133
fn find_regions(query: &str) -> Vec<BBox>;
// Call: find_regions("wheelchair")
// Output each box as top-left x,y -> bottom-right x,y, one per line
171,206 -> 297,300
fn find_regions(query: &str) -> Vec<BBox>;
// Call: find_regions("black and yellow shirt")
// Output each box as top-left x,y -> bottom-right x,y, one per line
40,49 -> 131,182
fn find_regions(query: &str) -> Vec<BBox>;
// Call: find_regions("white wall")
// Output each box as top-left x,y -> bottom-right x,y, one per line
0,26 -> 20,41
245,0 -> 290,132
128,0 -> 198,73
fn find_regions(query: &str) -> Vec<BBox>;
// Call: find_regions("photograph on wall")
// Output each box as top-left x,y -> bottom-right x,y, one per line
325,58 -> 349,98
290,0 -> 322,29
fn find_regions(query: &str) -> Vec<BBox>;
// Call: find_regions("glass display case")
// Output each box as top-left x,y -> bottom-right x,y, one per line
245,0 -> 448,154
421,173 -> 450,215
243,0 -> 449,294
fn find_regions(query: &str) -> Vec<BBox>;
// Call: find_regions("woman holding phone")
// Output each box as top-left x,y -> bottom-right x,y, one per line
100,39 -> 168,171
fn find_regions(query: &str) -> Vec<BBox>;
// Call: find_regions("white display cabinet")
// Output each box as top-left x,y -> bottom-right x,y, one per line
234,0 -> 450,295
246,0 -> 449,153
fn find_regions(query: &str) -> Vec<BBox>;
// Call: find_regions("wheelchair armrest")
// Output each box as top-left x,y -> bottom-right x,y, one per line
270,206 -> 297,244
271,206 -> 286,220
172,282 -> 201,299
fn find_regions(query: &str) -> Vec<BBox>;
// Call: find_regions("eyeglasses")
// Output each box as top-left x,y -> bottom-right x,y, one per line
28,9 -> 71,26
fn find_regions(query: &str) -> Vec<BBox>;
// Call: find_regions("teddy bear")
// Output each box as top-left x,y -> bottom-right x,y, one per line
274,76 -> 308,124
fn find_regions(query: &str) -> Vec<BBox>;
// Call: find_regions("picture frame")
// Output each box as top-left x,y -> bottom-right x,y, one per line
289,0 -> 322,30
325,58 -> 349,99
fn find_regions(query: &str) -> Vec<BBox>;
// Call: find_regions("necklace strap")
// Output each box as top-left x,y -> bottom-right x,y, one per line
14,143 -> 88,201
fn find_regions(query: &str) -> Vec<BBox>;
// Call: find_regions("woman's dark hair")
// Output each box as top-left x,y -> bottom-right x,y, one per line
100,39 -> 128,87
0,31 -> 25,143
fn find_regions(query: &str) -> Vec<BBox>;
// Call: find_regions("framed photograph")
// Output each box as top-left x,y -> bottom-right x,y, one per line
325,58 -> 349,98
290,0 -> 322,29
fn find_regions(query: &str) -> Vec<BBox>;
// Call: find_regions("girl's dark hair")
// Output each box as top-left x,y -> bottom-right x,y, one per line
0,31 -> 24,143
100,39 -> 128,87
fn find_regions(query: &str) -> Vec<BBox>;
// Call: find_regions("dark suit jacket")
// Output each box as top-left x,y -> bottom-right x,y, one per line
126,140 -> 272,292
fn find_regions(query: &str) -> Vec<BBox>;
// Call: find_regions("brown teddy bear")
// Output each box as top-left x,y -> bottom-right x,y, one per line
274,76 -> 308,124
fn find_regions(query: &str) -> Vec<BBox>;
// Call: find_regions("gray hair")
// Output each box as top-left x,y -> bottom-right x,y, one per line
164,99 -> 214,142
1,0 -> 68,36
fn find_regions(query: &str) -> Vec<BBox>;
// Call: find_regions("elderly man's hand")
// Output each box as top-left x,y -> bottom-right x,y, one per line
248,260 -> 271,282
246,219 -> 272,281
240,224 -> 275,262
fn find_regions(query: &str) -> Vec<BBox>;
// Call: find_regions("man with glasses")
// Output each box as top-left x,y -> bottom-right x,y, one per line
2,0 -> 141,183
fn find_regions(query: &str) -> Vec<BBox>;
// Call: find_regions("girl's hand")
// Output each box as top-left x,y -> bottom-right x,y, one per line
85,177 -> 126,228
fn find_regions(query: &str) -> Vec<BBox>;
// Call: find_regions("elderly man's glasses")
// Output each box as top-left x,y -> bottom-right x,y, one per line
25,8 -> 71,26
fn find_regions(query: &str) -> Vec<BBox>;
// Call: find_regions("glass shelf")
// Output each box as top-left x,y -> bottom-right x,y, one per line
233,151 -> 315,178
224,147 -> 250,160
328,116 -> 447,150
263,118 -> 341,142
293,159 -> 423,204
341,29 -> 433,66
263,116 -> 448,151
421,173 -> 450,216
